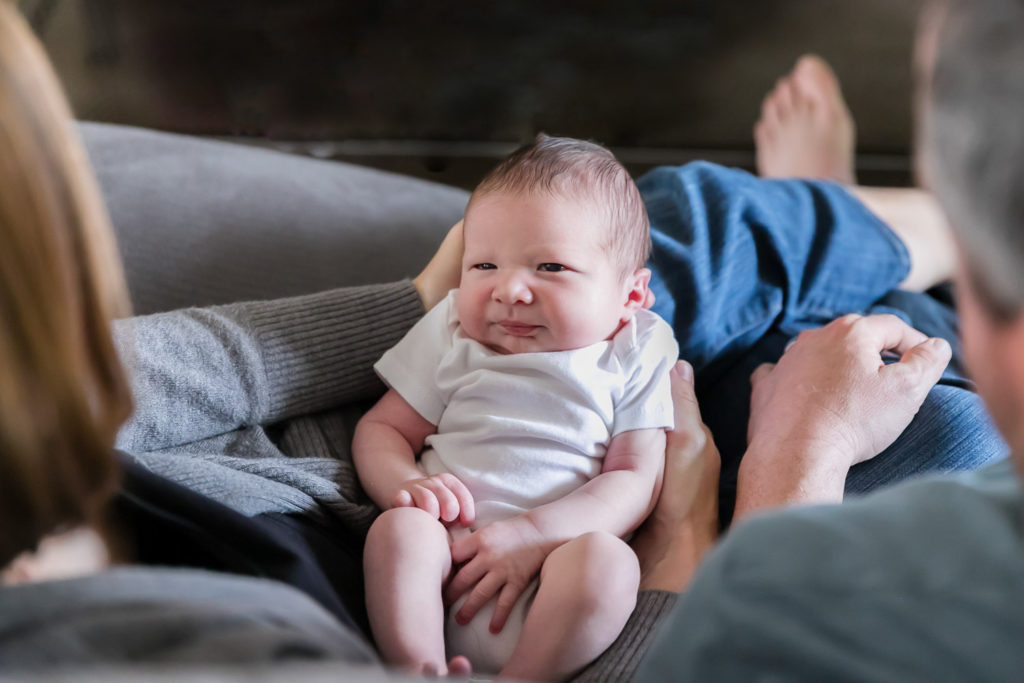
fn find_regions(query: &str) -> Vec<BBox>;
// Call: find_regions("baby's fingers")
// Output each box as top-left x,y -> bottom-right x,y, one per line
455,572 -> 504,625
391,489 -> 414,508
445,555 -> 484,605
423,479 -> 460,523
488,583 -> 523,634
439,474 -> 475,526
410,486 -> 441,518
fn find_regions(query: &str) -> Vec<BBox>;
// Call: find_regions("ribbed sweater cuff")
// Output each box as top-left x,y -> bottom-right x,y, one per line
573,590 -> 679,682
239,280 -> 424,420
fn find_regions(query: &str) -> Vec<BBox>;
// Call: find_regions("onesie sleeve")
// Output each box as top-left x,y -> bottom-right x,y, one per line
612,311 -> 679,436
373,290 -> 456,424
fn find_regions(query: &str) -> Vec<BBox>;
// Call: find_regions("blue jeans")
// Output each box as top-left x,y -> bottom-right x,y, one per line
639,163 -> 1008,524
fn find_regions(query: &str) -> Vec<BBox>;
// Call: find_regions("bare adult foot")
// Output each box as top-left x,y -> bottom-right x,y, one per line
755,54 -> 857,184
631,361 -> 720,594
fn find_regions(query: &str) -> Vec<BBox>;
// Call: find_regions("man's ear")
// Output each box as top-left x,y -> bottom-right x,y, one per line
622,267 -> 652,320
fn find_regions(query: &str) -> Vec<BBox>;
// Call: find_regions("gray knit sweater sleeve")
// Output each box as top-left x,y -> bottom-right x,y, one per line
114,280 -> 424,453
573,590 -> 678,682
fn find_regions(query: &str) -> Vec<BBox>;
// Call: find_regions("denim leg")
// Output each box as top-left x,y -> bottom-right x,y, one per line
638,163 -> 1008,524
699,315 -> 1007,526
640,162 -> 910,384
845,383 -> 1008,496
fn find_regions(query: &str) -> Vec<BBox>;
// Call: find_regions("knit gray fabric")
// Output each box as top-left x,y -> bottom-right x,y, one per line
574,591 -> 678,682
113,280 -> 424,536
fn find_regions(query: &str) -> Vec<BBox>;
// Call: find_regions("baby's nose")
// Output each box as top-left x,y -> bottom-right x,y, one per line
493,272 -> 533,304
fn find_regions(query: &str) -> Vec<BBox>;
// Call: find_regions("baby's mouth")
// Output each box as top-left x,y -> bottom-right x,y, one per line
498,321 -> 540,336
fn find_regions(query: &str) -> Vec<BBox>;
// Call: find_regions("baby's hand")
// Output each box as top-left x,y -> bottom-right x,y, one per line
392,473 -> 475,527
444,516 -> 549,634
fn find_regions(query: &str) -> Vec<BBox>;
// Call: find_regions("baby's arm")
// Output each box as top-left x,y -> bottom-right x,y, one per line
529,427 -> 665,539
446,427 -> 664,629
353,389 -> 475,525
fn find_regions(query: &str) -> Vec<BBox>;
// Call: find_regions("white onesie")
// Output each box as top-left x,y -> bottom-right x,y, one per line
373,290 -> 678,673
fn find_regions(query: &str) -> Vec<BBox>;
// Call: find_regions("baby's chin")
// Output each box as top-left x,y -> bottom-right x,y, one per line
461,317 -> 619,354
480,331 -> 606,355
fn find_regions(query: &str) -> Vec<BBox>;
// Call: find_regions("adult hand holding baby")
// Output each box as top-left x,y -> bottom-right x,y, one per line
413,220 -> 465,310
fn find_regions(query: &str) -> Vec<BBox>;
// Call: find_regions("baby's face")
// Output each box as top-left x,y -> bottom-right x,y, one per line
456,191 -> 642,354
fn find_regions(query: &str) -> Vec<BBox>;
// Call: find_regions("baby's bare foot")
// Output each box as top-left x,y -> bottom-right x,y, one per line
422,656 -> 471,678
447,655 -> 472,678
755,54 -> 856,184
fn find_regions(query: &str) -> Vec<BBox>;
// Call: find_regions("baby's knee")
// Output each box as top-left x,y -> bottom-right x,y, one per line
546,532 -> 640,614
366,506 -> 447,552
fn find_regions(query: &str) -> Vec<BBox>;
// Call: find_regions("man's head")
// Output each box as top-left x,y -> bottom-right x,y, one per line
918,0 -> 1024,453
456,135 -> 652,354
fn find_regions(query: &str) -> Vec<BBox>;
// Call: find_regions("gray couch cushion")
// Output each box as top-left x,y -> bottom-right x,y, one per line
80,122 -> 469,315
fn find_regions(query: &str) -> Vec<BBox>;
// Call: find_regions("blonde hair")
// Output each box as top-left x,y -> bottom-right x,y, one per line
0,1 -> 133,567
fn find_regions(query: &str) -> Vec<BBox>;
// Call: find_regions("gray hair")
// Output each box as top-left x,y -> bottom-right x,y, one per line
922,0 -> 1024,320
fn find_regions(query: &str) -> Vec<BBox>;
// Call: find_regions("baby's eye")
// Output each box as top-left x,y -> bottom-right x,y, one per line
538,263 -> 567,272
472,263 -> 497,270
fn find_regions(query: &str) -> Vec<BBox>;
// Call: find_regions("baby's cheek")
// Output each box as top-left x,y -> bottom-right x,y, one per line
454,290 -> 474,324
455,294 -> 488,343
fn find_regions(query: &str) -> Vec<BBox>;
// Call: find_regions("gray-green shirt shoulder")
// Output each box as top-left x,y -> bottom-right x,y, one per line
639,458 -> 1024,681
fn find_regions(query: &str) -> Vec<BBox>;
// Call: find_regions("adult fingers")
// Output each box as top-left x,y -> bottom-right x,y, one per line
410,486 -> 440,519
852,313 -> 930,356
489,582 -> 524,634
884,336 -> 952,403
440,474 -> 475,527
455,572 -> 505,625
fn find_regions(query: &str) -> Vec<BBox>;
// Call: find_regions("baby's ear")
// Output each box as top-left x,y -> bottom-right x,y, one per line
622,267 -> 652,319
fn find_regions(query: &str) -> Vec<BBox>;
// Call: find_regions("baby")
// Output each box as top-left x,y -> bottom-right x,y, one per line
353,135 -> 678,680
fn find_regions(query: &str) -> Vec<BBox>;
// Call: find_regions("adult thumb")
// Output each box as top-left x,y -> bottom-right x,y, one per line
671,360 -> 703,425
750,362 -> 776,386
888,337 -> 952,401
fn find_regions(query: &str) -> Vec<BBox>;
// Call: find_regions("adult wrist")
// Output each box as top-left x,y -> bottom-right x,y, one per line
411,275 -> 437,311
637,519 -> 713,593
735,437 -> 852,518
745,432 -> 856,472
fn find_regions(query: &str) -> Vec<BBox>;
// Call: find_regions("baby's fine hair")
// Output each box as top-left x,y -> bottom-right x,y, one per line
471,134 -> 651,274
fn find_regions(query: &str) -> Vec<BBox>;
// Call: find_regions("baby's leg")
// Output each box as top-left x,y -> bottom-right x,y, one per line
500,532 -> 640,682
364,507 -> 453,674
